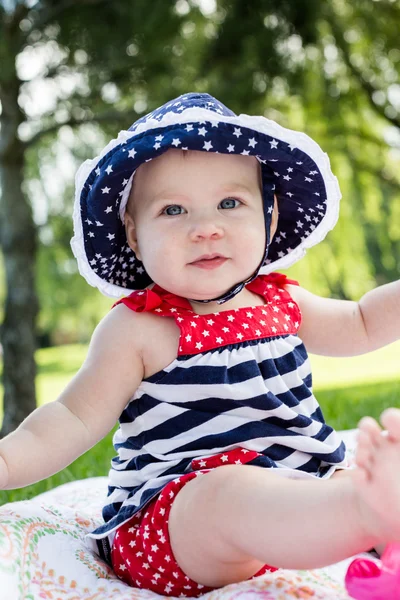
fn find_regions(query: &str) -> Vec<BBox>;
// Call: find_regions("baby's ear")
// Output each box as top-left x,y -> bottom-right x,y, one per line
125,213 -> 142,260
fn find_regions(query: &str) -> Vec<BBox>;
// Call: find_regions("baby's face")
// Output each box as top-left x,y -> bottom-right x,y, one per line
125,149 -> 271,308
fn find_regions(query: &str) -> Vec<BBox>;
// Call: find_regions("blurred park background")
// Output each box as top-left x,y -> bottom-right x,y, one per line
0,0 -> 399,500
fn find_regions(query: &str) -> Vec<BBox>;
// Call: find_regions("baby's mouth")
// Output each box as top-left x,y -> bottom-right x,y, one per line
189,254 -> 228,269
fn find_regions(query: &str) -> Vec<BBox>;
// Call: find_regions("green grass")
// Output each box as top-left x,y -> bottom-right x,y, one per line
309,341 -> 400,390
0,341 -> 399,506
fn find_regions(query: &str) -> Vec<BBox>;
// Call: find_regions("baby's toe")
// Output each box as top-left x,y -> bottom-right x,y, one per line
380,408 -> 400,442
355,430 -> 374,472
358,416 -> 382,447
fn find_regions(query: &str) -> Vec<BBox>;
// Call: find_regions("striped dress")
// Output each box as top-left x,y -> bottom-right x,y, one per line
87,273 -> 347,560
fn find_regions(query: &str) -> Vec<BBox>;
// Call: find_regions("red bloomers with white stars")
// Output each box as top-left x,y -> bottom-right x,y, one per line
111,447 -> 278,597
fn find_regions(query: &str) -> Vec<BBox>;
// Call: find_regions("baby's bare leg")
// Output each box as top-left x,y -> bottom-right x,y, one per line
169,409 -> 400,589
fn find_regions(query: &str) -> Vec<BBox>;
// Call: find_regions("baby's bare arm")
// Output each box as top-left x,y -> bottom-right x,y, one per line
0,305 -> 144,489
287,280 -> 400,356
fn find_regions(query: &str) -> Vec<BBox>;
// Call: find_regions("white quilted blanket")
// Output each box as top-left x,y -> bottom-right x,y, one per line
0,431 -> 359,600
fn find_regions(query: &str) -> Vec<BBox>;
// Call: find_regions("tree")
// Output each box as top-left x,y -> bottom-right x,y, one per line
0,0 -> 189,435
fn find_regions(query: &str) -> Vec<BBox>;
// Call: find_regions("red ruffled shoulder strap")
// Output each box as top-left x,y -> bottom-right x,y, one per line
247,272 -> 299,297
247,273 -> 301,319
263,272 -> 299,287
112,288 -> 163,313
112,285 -> 193,314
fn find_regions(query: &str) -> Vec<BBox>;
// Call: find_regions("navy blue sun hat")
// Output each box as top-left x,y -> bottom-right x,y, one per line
71,93 -> 341,302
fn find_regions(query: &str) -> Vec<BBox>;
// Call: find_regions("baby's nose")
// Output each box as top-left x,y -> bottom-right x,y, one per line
189,217 -> 224,240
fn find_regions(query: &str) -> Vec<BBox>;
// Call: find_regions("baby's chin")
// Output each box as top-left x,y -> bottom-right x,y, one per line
148,267 -> 255,302
147,272 -> 222,297
187,287 -> 226,300
187,288 -> 250,313
178,288 -> 228,303
152,281 -> 228,302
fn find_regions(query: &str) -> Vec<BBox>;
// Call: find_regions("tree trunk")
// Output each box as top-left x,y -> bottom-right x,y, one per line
0,73 -> 38,437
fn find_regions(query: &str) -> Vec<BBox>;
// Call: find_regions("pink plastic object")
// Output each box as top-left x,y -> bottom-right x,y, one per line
345,544 -> 400,599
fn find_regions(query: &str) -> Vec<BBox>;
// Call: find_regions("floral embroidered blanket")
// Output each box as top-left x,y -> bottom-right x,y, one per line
0,431 -> 359,599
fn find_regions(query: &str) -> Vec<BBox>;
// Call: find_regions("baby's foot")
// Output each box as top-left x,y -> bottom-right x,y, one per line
353,408 -> 400,542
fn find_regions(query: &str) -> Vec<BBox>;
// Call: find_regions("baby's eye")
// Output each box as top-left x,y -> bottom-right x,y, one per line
219,197 -> 241,209
162,205 -> 185,216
